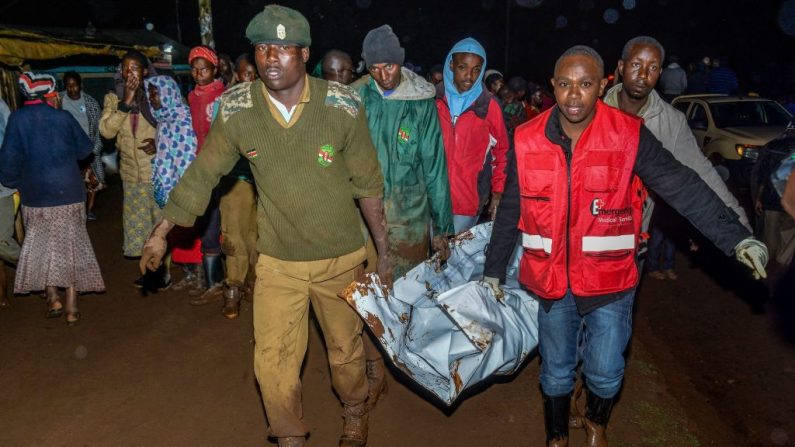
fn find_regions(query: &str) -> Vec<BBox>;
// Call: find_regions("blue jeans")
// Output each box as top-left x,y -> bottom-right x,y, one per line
453,214 -> 479,234
538,289 -> 635,399
647,226 -> 675,271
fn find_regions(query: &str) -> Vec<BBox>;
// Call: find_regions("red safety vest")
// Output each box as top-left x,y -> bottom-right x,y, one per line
515,100 -> 645,299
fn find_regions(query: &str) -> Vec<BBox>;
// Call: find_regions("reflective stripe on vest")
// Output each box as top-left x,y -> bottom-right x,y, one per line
522,233 -> 553,254
581,235 -> 635,252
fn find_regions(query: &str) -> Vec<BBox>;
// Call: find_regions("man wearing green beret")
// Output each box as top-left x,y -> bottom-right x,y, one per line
139,5 -> 389,447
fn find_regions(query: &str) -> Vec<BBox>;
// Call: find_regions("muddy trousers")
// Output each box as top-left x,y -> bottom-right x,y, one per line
219,179 -> 257,285
253,249 -> 369,438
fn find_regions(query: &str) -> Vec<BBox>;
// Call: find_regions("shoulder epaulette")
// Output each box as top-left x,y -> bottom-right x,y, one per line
325,81 -> 361,119
219,82 -> 254,122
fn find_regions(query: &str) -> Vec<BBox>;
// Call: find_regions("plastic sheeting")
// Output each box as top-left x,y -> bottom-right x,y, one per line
342,222 -> 539,405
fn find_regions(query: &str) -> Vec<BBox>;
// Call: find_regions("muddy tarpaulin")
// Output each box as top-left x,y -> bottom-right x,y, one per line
342,222 -> 539,405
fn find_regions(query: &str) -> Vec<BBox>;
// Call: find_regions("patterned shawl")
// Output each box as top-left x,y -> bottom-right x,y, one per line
144,76 -> 198,208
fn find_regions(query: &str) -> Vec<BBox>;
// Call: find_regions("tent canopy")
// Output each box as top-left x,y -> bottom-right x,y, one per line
0,25 -> 188,67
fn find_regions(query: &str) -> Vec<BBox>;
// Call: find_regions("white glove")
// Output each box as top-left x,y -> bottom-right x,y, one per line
734,237 -> 769,280
483,276 -> 504,301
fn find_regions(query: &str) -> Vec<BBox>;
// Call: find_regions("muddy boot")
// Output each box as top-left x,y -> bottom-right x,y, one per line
277,437 -> 306,447
543,392 -> 570,447
583,389 -> 615,447
189,254 -> 224,305
339,402 -> 369,447
569,378 -> 584,428
222,282 -> 243,319
366,358 -> 387,409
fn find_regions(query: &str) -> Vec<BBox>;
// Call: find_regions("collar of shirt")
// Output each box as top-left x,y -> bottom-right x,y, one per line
262,76 -> 311,128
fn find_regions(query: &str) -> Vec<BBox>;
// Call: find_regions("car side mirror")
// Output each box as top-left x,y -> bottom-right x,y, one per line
690,120 -> 707,130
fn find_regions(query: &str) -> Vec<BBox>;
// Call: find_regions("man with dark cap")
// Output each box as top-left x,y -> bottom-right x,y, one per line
139,5 -> 389,447
351,23 -> 455,408
483,45 -> 767,447
322,49 -> 355,85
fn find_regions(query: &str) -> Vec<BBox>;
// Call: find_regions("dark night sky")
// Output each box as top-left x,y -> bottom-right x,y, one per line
4,0 -> 795,95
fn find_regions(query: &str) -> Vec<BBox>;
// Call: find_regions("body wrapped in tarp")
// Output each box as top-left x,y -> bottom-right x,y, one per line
342,222 -> 539,405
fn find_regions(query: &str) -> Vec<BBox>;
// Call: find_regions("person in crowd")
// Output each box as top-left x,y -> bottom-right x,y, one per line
138,6 -> 390,446
0,73 -> 105,326
428,64 -> 443,85
217,53 -> 234,86
658,54 -> 687,102
234,53 -> 258,84
603,36 -> 751,282
320,46 -> 388,407
184,46 -> 258,316
507,76 -> 533,118
753,126 -> 795,268
145,76 -> 198,210
99,51 -> 167,288
707,56 -> 739,94
499,82 -> 527,134
165,46 -> 224,296
686,56 -> 711,94
352,24 -> 455,408
525,82 -> 543,119
0,96 -> 17,308
484,70 -> 505,96
321,49 -> 355,85
484,45 -> 767,447
0,96 -> 18,266
436,37 -> 509,233
60,71 -> 104,221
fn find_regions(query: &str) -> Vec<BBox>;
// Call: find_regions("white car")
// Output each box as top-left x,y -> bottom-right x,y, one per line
671,94 -> 792,185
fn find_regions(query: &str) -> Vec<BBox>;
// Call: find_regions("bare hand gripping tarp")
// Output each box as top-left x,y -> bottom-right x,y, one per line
342,222 -> 539,405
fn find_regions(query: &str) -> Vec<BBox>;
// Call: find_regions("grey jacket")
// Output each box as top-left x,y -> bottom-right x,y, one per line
604,84 -> 752,239
659,63 -> 688,95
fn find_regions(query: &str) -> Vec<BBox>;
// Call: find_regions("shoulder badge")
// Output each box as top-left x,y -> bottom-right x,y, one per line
219,81 -> 254,123
325,81 -> 361,119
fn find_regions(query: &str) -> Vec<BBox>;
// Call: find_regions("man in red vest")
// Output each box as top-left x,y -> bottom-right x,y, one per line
483,45 -> 768,447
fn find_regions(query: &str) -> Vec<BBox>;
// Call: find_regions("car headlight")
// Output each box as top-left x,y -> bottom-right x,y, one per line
735,144 -> 761,160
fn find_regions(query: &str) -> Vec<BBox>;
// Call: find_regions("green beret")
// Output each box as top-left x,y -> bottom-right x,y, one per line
246,4 -> 311,47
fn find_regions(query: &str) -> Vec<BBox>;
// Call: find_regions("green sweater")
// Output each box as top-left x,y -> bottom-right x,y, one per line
164,77 -> 384,261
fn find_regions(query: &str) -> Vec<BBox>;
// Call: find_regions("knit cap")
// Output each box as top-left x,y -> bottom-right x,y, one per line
362,25 -> 405,68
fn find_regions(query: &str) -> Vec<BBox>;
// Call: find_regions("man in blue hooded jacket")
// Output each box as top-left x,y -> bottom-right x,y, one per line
435,38 -> 509,233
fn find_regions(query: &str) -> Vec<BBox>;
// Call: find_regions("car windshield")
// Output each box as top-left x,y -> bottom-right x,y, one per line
710,101 -> 792,128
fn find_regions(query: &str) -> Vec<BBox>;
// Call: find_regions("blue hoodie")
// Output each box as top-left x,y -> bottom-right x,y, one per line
443,37 -> 487,120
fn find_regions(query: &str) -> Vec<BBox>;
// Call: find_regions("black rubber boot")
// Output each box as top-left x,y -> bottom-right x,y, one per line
203,254 -> 224,286
189,254 -> 225,305
583,389 -> 616,447
542,392 -> 570,447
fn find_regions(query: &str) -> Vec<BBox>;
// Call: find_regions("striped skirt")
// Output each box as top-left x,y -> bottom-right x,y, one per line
14,202 -> 105,294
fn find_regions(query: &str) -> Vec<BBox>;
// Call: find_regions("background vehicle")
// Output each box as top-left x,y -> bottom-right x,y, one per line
671,94 -> 792,186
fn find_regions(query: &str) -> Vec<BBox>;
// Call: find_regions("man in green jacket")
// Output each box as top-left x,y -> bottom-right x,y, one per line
139,6 -> 390,447
353,24 -> 454,278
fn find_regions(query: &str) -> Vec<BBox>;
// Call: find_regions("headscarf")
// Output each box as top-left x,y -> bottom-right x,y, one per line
18,72 -> 56,100
114,57 -> 158,128
143,76 -> 198,208
443,37 -> 487,119
188,46 -> 218,67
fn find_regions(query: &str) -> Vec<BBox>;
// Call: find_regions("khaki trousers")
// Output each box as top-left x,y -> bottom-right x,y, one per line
220,179 -> 257,285
253,248 -> 368,438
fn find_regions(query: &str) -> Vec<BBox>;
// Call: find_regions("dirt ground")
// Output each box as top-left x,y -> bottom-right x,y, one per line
1,179 -> 793,446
